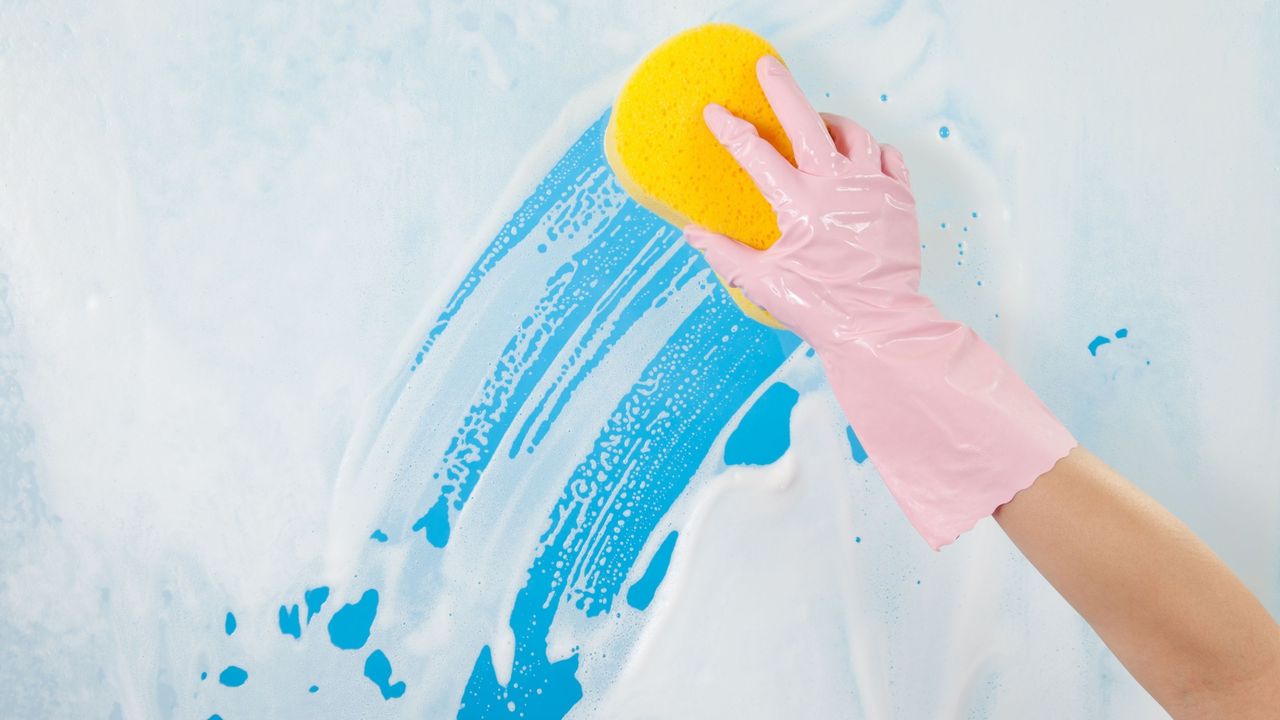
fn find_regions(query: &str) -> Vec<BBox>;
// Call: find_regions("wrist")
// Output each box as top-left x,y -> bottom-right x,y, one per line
809,314 -> 1075,549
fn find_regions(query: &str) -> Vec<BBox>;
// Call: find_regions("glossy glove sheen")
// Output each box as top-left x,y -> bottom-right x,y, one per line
687,56 -> 1077,549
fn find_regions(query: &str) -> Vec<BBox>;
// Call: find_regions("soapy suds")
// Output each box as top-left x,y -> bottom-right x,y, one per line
2,1 -> 1278,718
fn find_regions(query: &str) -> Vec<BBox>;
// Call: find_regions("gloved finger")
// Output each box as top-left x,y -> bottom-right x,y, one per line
682,224 -> 762,291
820,112 -> 882,175
703,103 -> 800,212
755,56 -> 850,177
880,144 -> 911,188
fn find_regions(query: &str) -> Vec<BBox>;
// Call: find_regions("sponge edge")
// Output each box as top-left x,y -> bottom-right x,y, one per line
605,23 -> 795,328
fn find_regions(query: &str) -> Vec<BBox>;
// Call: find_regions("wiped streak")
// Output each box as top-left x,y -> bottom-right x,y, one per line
413,205 -> 675,545
459,288 -> 798,717
507,243 -> 704,457
411,112 -> 615,368
559,300 -> 798,613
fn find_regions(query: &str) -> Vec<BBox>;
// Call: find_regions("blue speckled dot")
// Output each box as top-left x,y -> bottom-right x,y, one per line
279,604 -> 301,639
879,93 -> 888,102
218,666 -> 248,688
304,586 -> 330,625
939,125 -> 951,138
309,685 -> 319,694
328,589 -> 379,650
364,650 -> 407,700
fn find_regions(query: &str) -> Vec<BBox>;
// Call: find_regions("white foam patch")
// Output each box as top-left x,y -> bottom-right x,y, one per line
2,0 -> 1277,718
591,395 -> 1164,718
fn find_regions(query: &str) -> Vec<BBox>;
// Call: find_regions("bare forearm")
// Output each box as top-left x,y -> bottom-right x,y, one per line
994,446 -> 1280,718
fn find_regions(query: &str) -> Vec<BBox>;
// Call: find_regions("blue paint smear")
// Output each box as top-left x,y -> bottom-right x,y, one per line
218,666 -> 247,688
626,531 -> 678,611
1088,335 -> 1111,356
460,291 -> 795,717
1115,327 -> 1129,338
504,229 -> 702,460
327,589 -> 378,650
396,112 -> 801,718
304,586 -> 329,625
279,603 -> 301,639
845,426 -> 869,464
370,529 -> 388,542
223,611 -> 236,636
724,382 -> 799,466
363,649 -> 406,700
411,142 -> 688,544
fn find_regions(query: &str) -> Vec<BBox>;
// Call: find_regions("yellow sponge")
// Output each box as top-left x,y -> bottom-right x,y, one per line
605,23 -> 793,327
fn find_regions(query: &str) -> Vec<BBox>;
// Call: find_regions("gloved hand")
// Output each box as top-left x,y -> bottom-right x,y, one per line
686,56 -> 1076,549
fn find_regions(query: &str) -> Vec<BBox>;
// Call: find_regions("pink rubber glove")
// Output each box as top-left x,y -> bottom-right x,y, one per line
687,56 -> 1077,549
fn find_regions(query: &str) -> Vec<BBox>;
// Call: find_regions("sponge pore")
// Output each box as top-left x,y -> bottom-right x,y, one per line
605,23 -> 794,252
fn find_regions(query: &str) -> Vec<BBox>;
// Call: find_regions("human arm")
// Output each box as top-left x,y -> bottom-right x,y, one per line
996,446 -> 1280,718
688,54 -> 1280,717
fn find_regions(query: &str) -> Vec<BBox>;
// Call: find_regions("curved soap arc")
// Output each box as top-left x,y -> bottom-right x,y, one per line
316,112 -> 799,717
